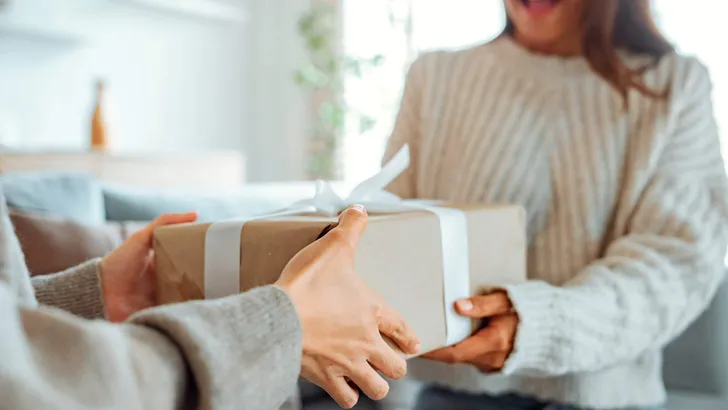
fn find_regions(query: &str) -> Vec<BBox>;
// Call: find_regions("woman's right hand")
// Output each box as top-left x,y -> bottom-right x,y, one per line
275,205 -> 421,409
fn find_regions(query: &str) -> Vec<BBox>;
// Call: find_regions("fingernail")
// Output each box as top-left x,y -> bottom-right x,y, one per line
456,299 -> 473,312
413,342 -> 421,353
349,204 -> 366,214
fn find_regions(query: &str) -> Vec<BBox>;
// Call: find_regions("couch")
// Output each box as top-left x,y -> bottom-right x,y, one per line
3,170 -> 726,410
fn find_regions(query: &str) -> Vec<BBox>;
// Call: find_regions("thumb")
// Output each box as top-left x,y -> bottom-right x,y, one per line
454,292 -> 513,318
334,204 -> 368,248
135,212 -> 199,247
148,212 -> 198,230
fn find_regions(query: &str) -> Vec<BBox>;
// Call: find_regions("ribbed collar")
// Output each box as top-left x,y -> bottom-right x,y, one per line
488,35 -> 595,79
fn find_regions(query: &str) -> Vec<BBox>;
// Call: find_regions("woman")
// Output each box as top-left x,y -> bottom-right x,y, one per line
383,0 -> 728,409
0,195 -> 420,410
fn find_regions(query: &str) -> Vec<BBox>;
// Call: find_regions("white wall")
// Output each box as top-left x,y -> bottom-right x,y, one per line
0,13 -> 249,154
242,0 -> 311,182
0,0 -> 314,182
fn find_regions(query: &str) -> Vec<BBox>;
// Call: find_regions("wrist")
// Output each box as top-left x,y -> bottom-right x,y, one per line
98,257 -> 112,302
274,275 -> 309,311
500,281 -> 563,375
97,257 -> 125,322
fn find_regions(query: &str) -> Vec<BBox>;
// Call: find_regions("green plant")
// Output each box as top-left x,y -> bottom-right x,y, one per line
294,2 -> 385,179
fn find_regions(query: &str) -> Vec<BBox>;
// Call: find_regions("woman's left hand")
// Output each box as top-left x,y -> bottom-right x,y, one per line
423,291 -> 519,373
100,212 -> 197,322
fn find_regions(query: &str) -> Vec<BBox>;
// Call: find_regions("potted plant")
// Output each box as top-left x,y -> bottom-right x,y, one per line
294,2 -> 385,180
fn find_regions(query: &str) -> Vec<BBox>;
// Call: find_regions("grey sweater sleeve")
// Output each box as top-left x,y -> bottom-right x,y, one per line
1,283 -> 303,410
1,188 -> 303,409
31,259 -> 107,319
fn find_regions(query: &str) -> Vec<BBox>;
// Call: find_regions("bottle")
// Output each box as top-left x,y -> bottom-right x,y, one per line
90,79 -> 108,152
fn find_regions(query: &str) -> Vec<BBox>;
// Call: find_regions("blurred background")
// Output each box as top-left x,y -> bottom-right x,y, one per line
0,1 -> 723,184
2,2 -> 728,410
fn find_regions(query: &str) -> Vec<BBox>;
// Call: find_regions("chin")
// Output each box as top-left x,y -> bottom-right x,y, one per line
505,0 -> 577,45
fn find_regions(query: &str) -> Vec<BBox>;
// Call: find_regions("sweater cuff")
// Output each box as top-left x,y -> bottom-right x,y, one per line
32,258 -> 107,320
132,285 -> 303,410
500,281 -> 564,375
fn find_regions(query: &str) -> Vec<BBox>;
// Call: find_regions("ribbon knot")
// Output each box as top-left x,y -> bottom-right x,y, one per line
291,145 -> 412,216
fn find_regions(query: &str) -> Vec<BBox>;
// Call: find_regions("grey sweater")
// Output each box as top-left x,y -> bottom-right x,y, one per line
0,190 -> 303,410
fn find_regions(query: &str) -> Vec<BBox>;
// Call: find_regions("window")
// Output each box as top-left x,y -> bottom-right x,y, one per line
341,0 -> 504,182
653,0 -> 728,160
342,1 -> 728,182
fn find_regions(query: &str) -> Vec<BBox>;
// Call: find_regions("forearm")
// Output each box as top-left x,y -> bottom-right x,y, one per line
133,286 -> 303,409
2,282 -> 188,410
32,258 -> 106,319
504,261 -> 726,377
502,179 -> 728,376
2,284 -> 303,410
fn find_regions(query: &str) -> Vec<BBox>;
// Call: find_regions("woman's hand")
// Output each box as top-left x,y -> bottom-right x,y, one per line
423,291 -> 519,373
100,212 -> 197,323
276,205 -> 421,409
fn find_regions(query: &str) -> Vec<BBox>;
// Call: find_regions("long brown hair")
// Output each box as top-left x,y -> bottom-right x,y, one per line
504,0 -> 675,104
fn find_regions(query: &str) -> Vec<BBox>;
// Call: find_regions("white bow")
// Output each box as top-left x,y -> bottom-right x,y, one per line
288,144 -> 436,216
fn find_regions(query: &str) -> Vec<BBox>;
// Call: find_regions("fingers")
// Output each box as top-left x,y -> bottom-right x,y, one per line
320,377 -> 359,409
148,212 -> 198,230
334,205 -> 368,248
143,252 -> 156,278
348,365 -> 390,401
377,304 -> 421,355
455,291 -> 513,318
423,342 -> 480,364
473,351 -> 510,373
423,313 -> 518,364
131,212 -> 198,247
367,338 -> 408,380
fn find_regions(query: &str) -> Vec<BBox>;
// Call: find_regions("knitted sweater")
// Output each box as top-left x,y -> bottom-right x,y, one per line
384,36 -> 728,409
0,191 -> 303,410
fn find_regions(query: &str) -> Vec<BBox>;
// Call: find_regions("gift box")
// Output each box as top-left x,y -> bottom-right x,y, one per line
153,145 -> 527,356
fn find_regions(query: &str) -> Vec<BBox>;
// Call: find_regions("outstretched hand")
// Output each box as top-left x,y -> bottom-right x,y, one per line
276,205 -> 421,408
100,212 -> 197,322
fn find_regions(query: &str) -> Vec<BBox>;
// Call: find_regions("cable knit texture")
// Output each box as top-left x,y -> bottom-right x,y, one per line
384,36 -> 728,409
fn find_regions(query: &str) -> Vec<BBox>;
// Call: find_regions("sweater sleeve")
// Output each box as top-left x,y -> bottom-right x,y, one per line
0,189 -> 303,409
382,55 -> 428,199
502,60 -> 728,376
1,284 -> 303,410
32,259 -> 107,320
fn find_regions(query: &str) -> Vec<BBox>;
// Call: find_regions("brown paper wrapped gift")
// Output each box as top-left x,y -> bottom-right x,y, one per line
154,205 -> 526,356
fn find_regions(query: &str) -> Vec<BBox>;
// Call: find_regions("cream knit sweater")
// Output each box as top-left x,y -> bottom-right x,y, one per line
384,36 -> 728,409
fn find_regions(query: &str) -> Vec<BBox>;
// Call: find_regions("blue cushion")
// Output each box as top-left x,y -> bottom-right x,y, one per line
102,185 -> 298,222
0,171 -> 105,224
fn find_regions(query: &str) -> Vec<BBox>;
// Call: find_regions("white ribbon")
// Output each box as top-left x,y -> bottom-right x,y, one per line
203,144 -> 471,346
